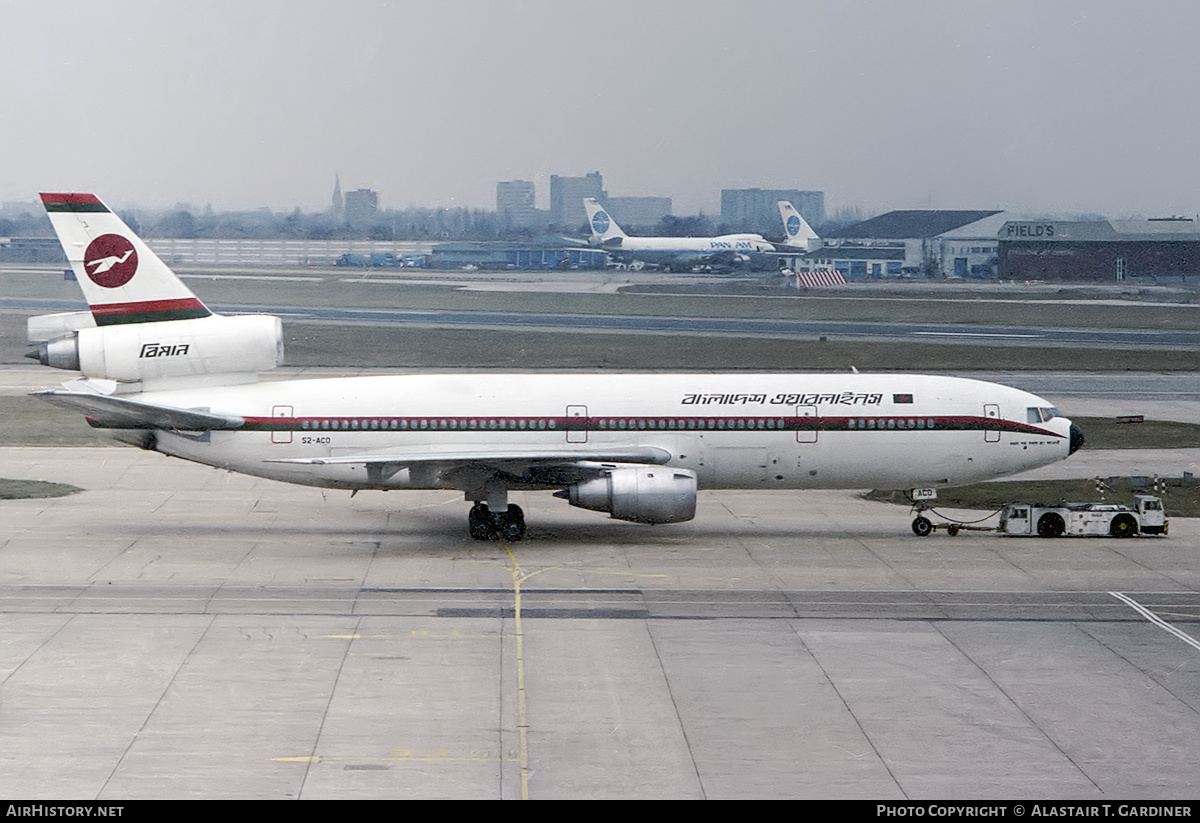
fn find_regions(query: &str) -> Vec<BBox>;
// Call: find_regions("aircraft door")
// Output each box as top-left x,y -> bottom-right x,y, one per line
271,405 -> 293,444
984,404 -> 1000,443
796,405 -> 817,444
566,405 -> 588,443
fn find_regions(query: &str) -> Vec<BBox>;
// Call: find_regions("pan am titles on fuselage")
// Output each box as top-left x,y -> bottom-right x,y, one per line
28,192 -> 1083,540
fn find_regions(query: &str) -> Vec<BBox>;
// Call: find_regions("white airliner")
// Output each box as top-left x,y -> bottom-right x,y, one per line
29,193 -> 1082,540
583,197 -> 776,271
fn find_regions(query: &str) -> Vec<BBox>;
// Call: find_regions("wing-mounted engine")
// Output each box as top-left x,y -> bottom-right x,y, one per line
27,313 -> 283,384
556,465 -> 698,524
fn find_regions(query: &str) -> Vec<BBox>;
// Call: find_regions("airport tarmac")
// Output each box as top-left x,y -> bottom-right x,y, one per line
2,430 -> 1199,799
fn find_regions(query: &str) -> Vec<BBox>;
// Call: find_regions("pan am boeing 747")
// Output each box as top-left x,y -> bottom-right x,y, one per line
584,197 -> 776,271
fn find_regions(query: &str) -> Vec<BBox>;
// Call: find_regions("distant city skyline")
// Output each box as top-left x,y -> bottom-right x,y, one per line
5,1 -> 1199,220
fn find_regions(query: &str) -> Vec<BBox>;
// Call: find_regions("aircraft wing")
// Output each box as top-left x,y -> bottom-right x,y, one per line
33,390 -> 245,431
266,447 -> 674,487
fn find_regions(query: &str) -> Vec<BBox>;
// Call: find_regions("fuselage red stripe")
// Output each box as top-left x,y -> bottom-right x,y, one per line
236,414 -> 1063,437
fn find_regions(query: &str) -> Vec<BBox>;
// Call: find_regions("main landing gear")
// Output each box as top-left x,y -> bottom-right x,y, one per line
468,502 -> 526,541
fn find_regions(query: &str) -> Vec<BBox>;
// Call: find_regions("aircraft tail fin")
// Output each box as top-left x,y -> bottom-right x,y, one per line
33,193 -> 282,387
40,193 -> 212,326
583,197 -> 626,243
778,201 -> 820,251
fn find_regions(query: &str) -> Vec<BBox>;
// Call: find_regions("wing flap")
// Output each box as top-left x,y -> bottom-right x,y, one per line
33,390 -> 244,431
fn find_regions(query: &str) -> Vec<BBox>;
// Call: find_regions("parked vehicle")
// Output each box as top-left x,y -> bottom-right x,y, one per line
998,496 -> 1167,537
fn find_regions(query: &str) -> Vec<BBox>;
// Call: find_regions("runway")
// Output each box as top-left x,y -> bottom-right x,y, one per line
2,439 -> 1198,799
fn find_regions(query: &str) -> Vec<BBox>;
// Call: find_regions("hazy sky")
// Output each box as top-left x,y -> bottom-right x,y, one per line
5,0 -> 1199,218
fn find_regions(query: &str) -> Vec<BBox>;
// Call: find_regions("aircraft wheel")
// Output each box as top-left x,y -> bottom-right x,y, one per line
1110,514 -> 1138,538
1036,512 -> 1065,538
947,524 -> 960,537
500,505 -> 526,541
468,504 -> 494,541
912,516 -> 934,537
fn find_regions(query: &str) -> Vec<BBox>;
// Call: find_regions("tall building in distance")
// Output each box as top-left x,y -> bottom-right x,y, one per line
550,172 -> 605,228
496,180 -> 540,229
330,174 -> 344,221
721,188 -> 825,234
344,188 -> 378,227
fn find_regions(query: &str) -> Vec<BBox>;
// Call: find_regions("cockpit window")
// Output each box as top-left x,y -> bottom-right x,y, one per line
1027,407 -> 1061,423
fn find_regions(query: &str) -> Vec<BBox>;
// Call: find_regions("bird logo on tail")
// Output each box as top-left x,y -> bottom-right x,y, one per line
83,234 -> 139,288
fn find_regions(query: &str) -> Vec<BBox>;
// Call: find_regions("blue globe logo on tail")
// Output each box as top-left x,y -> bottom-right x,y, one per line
592,210 -> 610,234
786,215 -> 801,237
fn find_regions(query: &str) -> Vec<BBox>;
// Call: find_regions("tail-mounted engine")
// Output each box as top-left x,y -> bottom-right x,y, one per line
27,313 -> 283,383
558,466 -> 698,524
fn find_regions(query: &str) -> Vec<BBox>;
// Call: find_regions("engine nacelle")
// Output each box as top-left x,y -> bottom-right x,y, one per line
561,466 -> 697,524
28,314 -> 283,382
27,311 -> 96,345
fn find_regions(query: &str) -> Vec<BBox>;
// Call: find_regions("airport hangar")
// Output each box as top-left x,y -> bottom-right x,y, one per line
777,210 -> 1200,283
999,218 -> 1200,282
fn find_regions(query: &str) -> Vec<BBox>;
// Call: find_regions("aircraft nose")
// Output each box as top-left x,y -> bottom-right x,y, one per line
1069,422 -> 1085,455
